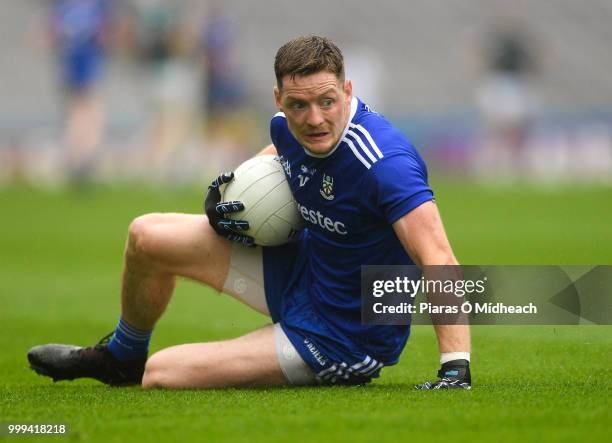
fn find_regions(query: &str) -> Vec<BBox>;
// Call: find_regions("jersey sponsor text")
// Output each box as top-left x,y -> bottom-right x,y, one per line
297,203 -> 347,235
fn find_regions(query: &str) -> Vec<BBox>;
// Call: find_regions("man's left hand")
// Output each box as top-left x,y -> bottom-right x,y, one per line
414,359 -> 471,390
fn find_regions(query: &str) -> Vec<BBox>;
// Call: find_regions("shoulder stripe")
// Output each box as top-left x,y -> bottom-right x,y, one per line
273,111 -> 286,118
343,137 -> 371,169
350,123 -> 383,159
347,129 -> 377,163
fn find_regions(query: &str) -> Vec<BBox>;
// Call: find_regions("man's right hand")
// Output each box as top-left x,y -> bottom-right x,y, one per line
204,172 -> 255,247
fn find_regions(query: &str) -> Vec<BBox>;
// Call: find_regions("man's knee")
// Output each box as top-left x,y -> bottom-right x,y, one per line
141,348 -> 211,389
141,352 -> 171,389
126,213 -> 167,262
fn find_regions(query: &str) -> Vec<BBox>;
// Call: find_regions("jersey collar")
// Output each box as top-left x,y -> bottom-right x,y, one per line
303,96 -> 358,158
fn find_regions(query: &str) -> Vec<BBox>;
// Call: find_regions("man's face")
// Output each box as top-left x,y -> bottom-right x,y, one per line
274,71 -> 352,155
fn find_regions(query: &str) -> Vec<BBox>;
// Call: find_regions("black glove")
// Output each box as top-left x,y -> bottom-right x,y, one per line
204,172 -> 254,247
414,359 -> 471,390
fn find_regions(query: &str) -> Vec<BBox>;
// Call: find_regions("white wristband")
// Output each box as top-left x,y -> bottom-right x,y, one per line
440,352 -> 470,365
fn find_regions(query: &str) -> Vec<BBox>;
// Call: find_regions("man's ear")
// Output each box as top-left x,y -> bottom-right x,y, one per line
344,79 -> 353,101
274,86 -> 282,109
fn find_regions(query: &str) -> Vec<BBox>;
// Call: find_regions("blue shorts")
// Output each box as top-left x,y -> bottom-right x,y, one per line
262,235 -> 384,385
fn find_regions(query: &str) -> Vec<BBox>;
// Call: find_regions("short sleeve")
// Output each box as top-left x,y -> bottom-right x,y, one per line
363,152 -> 434,224
270,113 -> 286,148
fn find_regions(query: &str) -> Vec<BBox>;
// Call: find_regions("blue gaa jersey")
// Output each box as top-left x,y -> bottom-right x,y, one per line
51,0 -> 113,89
268,97 -> 434,368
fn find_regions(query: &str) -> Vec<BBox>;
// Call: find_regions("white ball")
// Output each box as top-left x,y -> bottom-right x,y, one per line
221,155 -> 303,246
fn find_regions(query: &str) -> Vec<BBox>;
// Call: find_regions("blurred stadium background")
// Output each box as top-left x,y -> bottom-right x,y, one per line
1,0 -> 611,186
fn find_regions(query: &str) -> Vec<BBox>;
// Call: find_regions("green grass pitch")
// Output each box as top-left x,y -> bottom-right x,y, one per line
1,181 -> 611,442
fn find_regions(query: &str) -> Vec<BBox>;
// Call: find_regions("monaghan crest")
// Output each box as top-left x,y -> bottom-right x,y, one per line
320,174 -> 335,200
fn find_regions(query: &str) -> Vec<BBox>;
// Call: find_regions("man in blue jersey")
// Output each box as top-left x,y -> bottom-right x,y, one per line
47,0 -> 114,183
28,36 -> 471,390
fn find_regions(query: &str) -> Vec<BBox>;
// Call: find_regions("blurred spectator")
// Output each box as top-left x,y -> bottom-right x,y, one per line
47,0 -> 117,185
200,6 -> 245,121
472,11 -> 541,179
198,4 -> 254,171
129,0 -> 200,182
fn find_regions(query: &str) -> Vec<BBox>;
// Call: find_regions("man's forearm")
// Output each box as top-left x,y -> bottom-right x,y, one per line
423,263 -> 471,356
432,324 -> 471,354
391,203 -> 472,386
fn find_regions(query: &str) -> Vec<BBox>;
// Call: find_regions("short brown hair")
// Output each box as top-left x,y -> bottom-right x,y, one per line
274,35 -> 344,89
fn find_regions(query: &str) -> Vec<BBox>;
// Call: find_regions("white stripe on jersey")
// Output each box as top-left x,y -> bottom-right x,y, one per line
343,137 -> 371,169
350,123 -> 384,159
347,129 -> 378,163
274,111 -> 286,118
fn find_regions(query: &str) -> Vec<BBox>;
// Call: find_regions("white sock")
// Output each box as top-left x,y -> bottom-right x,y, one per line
440,352 -> 470,365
